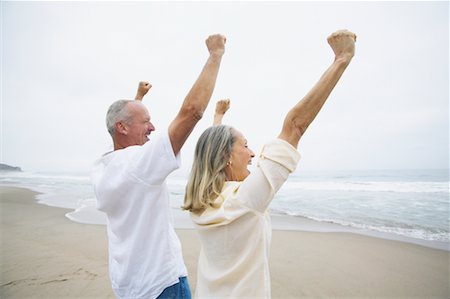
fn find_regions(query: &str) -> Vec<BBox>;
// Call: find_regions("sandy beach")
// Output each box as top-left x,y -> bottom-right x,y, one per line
1,186 -> 449,298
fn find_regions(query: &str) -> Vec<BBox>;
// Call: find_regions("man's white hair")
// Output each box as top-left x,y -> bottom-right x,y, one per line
105,99 -> 134,137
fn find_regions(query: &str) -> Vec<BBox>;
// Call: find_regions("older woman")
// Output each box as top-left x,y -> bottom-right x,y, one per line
183,30 -> 356,299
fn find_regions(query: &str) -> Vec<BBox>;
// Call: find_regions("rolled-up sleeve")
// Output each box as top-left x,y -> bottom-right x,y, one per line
236,139 -> 301,213
130,129 -> 181,185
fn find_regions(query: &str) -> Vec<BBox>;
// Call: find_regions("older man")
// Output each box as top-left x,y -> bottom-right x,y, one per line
92,34 -> 226,299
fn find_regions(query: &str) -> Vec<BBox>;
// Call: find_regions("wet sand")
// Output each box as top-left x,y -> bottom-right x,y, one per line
1,186 -> 448,298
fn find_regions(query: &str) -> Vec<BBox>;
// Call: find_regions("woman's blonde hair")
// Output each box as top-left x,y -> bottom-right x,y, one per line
183,125 -> 236,214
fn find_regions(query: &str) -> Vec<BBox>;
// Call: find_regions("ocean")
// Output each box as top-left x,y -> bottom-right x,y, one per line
1,168 -> 448,250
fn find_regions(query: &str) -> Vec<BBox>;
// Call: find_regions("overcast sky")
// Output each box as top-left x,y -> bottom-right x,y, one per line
2,1 -> 449,175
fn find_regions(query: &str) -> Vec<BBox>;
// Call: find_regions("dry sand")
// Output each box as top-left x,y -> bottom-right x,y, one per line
1,186 -> 449,298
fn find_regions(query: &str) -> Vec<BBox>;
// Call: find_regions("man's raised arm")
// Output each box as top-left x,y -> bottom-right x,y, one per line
135,81 -> 152,101
169,34 -> 226,155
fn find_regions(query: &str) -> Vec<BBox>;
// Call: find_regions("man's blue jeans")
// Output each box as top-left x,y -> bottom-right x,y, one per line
156,277 -> 191,299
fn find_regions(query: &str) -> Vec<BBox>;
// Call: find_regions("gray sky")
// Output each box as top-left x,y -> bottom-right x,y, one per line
2,1 -> 449,175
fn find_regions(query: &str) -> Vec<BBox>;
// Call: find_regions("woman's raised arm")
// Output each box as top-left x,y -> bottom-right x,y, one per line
278,29 -> 356,148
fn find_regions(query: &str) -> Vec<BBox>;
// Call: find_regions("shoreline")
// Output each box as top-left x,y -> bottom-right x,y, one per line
64,194 -> 449,251
1,186 -> 449,298
270,213 -> 450,251
2,169 -> 449,251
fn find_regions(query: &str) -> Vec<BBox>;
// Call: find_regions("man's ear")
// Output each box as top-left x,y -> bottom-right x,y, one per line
115,122 -> 128,135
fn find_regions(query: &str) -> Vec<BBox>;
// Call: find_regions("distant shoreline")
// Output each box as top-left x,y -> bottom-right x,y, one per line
0,163 -> 22,172
2,179 -> 448,252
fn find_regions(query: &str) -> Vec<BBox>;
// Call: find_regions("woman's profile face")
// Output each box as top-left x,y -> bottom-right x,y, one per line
226,130 -> 255,181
